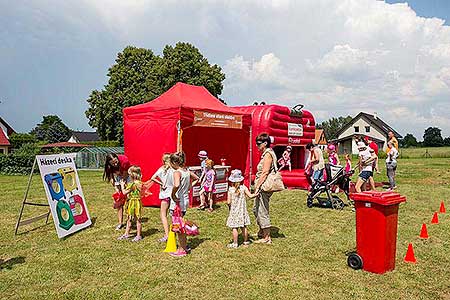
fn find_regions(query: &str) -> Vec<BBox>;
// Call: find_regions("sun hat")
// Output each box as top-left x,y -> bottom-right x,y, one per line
228,169 -> 244,183
327,144 -> 336,151
357,142 -> 367,150
198,150 -> 208,158
286,145 -> 292,150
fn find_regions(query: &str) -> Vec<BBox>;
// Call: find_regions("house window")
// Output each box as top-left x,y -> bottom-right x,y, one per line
365,126 -> 370,133
354,126 -> 359,133
0,148 -> 4,154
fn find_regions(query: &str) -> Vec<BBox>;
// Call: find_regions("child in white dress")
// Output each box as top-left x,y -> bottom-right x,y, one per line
226,169 -> 257,248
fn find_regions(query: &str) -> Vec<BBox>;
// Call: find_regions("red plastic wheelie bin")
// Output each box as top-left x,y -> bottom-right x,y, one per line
347,191 -> 406,274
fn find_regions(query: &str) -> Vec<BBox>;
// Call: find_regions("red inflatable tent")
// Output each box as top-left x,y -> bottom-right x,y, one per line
123,82 -> 252,207
235,104 -> 315,189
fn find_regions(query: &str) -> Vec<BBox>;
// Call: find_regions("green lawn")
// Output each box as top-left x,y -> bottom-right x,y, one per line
1,159 -> 449,300
399,146 -> 450,158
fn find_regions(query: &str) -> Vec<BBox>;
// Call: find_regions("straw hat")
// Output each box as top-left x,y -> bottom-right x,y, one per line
228,169 -> 244,182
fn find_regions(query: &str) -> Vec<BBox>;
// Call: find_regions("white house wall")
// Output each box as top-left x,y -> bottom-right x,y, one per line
338,116 -> 388,152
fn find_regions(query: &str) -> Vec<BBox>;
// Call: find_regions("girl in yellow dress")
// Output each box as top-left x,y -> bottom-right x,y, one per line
118,166 -> 143,242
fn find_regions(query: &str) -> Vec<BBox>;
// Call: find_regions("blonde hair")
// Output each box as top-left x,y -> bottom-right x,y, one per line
205,159 -> 214,168
162,153 -> 171,170
128,165 -> 142,181
233,181 -> 242,195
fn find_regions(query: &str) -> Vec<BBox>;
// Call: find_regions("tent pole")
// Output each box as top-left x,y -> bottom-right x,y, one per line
249,126 -> 253,190
177,120 -> 181,152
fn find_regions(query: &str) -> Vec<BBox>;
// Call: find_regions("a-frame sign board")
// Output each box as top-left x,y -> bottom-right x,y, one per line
16,153 -> 92,238
15,158 -> 51,235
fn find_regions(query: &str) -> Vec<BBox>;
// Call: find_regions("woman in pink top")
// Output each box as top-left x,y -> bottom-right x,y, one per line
104,153 -> 131,230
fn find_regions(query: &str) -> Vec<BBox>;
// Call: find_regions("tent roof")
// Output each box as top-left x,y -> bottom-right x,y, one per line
124,82 -> 243,115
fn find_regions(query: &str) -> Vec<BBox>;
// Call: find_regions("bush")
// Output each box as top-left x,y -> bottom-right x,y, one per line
0,143 -> 40,175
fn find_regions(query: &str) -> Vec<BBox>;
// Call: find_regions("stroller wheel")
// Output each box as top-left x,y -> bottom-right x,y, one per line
347,252 -> 363,270
306,196 -> 313,208
331,196 -> 345,210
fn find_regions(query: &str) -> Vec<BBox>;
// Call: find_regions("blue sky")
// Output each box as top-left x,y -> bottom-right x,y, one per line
1,0 -> 450,139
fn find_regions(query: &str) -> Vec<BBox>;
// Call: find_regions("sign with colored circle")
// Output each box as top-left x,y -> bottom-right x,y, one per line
37,154 -> 91,238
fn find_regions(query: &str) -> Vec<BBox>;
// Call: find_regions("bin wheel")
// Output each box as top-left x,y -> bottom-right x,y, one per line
347,252 -> 363,270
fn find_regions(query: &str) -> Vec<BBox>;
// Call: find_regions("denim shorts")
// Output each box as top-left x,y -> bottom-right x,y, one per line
313,169 -> 323,181
359,170 -> 373,182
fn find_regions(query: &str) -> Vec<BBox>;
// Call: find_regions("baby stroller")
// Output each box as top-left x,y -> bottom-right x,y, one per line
306,163 -> 354,210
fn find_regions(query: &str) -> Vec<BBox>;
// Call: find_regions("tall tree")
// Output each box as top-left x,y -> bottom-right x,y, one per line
400,133 -> 418,148
30,115 -> 71,143
423,127 -> 444,147
317,116 -> 353,140
85,43 -> 226,142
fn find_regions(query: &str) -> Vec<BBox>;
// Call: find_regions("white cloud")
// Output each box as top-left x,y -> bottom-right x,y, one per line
220,0 -> 450,138
2,0 -> 450,138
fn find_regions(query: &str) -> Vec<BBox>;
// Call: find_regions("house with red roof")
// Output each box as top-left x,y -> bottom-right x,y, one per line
0,117 -> 16,154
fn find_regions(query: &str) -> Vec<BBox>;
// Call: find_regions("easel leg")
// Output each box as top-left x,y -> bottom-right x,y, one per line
15,159 -> 36,235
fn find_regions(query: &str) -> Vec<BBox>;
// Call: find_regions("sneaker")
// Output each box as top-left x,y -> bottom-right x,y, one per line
115,224 -> 124,231
117,234 -> 130,240
227,243 -> 238,249
157,236 -> 168,243
169,249 -> 187,257
242,241 -> 251,246
132,236 -> 143,242
186,246 -> 192,253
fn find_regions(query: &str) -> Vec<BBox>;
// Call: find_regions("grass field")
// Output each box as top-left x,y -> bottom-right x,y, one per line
399,147 -> 450,158
1,158 -> 450,300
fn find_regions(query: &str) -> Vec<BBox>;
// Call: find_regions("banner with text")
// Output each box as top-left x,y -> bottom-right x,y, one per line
193,110 -> 243,129
37,154 -> 91,238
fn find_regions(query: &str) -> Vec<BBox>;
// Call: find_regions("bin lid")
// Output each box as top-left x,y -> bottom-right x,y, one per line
349,191 -> 406,206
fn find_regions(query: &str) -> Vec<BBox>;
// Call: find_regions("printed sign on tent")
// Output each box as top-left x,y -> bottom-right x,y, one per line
36,153 -> 91,238
193,110 -> 243,129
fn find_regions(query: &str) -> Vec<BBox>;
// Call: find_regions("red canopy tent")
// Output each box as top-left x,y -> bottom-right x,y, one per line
123,82 -> 252,207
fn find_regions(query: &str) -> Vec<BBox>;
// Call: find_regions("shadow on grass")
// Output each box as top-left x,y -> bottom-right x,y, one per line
270,227 -> 286,239
0,256 -> 26,270
142,228 -> 158,237
189,237 -> 210,250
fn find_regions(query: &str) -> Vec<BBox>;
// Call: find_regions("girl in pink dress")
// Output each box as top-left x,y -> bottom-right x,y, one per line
199,159 -> 216,212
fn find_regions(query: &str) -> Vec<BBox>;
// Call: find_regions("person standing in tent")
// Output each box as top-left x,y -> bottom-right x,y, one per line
104,153 -> 130,230
253,133 -> 276,244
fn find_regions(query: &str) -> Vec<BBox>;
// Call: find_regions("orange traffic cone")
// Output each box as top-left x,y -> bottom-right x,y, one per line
404,243 -> 417,263
439,201 -> 446,213
419,223 -> 428,239
431,212 -> 439,224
